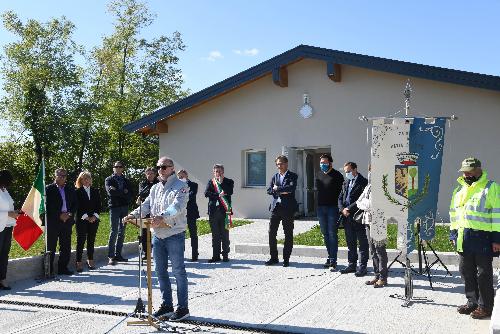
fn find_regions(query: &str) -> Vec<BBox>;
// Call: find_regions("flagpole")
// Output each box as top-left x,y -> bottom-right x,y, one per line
42,155 -> 48,254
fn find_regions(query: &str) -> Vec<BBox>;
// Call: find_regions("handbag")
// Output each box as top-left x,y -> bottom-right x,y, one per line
352,209 -> 364,224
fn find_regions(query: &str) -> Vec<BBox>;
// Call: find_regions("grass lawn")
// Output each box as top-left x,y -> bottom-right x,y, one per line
9,213 -> 253,259
281,223 -> 455,252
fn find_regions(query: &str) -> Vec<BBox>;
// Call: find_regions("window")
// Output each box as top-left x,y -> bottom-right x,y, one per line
245,150 -> 266,186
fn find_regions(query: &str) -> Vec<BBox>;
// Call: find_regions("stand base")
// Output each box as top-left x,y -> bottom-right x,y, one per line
127,316 -> 160,329
389,293 -> 433,308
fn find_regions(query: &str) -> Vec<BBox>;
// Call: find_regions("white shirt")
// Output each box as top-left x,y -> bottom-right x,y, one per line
0,188 -> 16,231
80,186 -> 100,220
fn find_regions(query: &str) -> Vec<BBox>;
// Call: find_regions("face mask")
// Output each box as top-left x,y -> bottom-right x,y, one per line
320,163 -> 330,172
464,176 -> 478,185
346,172 -> 354,180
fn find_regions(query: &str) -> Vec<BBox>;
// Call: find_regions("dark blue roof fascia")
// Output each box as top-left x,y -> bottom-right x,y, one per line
124,45 -> 500,133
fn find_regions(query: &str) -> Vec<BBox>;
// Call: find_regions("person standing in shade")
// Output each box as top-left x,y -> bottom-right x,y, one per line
316,154 -> 344,270
46,168 -> 77,276
205,164 -> 234,263
105,161 -> 133,265
338,162 -> 368,276
0,170 -> 20,290
74,171 -> 102,272
138,167 -> 158,260
450,157 -> 500,319
265,155 -> 298,267
125,156 -> 190,321
177,170 -> 200,262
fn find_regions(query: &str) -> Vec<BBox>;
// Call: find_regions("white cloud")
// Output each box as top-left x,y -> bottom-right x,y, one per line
233,48 -> 259,56
204,50 -> 223,62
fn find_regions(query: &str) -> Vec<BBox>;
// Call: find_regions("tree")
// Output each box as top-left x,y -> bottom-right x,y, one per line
0,11 -> 83,171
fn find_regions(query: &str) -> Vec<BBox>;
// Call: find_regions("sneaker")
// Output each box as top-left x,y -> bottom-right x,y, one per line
169,307 -> 190,322
108,257 -> 117,266
114,255 -> 128,262
329,263 -> 337,272
153,303 -> 174,319
457,304 -> 477,315
264,258 -> 279,266
470,306 -> 492,319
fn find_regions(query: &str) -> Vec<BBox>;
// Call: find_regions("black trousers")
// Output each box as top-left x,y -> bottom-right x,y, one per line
141,214 -> 152,254
0,226 -> 13,280
459,252 -> 494,311
76,220 -> 99,262
209,209 -> 230,259
47,219 -> 73,272
343,219 -> 369,267
269,204 -> 294,261
187,217 -> 198,258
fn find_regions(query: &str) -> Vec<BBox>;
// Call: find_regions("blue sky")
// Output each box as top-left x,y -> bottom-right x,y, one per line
1,0 -> 500,136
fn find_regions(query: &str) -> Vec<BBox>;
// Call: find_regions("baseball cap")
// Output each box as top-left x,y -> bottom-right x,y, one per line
459,157 -> 481,172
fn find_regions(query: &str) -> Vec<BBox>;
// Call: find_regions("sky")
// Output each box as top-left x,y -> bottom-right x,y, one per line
1,0 -> 500,137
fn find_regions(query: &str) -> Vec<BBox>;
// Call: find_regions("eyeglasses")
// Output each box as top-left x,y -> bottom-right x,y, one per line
113,165 -> 124,168
156,165 -> 173,170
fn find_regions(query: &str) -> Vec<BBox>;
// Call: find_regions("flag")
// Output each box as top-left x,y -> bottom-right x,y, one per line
13,162 -> 45,250
371,117 -> 446,257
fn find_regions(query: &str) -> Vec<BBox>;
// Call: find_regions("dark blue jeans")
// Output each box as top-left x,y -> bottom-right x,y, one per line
343,219 -> 369,267
317,206 -> 339,264
108,205 -> 128,258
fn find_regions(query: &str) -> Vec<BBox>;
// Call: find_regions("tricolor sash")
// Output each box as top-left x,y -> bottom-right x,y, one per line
212,178 -> 233,229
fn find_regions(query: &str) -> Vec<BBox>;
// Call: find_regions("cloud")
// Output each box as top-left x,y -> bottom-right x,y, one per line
233,48 -> 259,56
203,50 -> 223,62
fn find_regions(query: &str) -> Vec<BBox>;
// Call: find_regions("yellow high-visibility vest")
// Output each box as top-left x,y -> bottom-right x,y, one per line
449,171 -> 500,252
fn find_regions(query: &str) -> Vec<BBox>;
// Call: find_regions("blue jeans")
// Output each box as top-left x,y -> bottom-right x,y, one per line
108,206 -> 128,258
317,206 -> 339,263
153,232 -> 188,309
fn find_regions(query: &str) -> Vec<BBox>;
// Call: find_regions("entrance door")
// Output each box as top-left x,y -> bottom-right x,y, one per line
301,147 -> 332,217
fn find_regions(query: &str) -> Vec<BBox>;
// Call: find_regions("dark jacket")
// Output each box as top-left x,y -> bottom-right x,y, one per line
105,174 -> 133,208
138,179 -> 159,201
45,183 -> 77,225
205,177 -> 234,216
186,180 -> 200,220
316,168 -> 344,206
75,186 -> 102,222
267,171 -> 298,213
338,173 -> 368,214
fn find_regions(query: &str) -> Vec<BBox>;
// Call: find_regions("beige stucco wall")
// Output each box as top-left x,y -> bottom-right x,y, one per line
159,59 -> 500,219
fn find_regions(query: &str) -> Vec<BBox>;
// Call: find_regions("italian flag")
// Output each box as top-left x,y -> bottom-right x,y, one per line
13,162 -> 45,250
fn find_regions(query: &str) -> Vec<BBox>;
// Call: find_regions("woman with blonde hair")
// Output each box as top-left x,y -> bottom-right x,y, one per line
75,171 -> 102,272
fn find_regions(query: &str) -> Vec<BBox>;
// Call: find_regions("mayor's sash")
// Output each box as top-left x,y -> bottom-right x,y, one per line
212,178 -> 233,229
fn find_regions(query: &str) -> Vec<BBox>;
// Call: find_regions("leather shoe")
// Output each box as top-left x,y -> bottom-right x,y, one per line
457,304 -> 477,315
373,279 -> 387,288
208,258 -> 221,263
113,255 -> 128,262
355,267 -> 368,277
76,262 -> 83,273
265,258 -> 279,266
323,259 -> 331,268
58,268 -> 74,276
222,256 -> 229,262
87,261 -> 96,270
470,306 -> 492,319
108,257 -> 117,266
365,277 -> 378,285
0,283 -> 12,290
282,260 -> 290,267
340,265 -> 356,274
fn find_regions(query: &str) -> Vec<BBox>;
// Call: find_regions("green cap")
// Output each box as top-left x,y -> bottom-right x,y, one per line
459,157 -> 481,172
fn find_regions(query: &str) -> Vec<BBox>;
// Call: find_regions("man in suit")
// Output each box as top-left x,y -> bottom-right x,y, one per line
46,168 -> 77,276
265,155 -> 298,267
338,162 -> 369,276
205,164 -> 234,263
105,161 -> 134,265
177,170 -> 200,261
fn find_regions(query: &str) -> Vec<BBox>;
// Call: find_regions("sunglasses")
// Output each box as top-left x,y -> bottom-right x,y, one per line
156,165 -> 173,170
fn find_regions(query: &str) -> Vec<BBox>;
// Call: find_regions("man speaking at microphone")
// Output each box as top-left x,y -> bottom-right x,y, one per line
124,156 -> 190,322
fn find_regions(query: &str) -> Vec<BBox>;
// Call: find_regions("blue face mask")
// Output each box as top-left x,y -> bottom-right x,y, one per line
345,172 -> 355,180
320,163 -> 330,172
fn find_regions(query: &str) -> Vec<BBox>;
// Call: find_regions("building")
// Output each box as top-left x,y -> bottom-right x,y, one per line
124,45 -> 500,219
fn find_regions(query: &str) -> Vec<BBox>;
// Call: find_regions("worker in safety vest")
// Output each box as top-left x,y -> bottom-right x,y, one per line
450,157 -> 500,319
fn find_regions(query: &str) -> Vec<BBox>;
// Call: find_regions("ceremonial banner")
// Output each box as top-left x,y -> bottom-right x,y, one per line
371,117 -> 446,256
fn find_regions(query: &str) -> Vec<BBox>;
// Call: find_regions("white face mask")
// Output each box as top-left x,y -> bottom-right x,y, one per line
178,177 -> 187,182
345,172 -> 355,180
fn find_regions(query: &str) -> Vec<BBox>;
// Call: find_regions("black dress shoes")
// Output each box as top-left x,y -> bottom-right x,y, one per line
0,283 -> 12,290
265,258 -> 279,266
282,260 -> 290,267
208,258 -> 221,263
58,268 -> 74,276
340,265 -> 357,274
222,256 -> 230,262
354,267 -> 368,277
114,255 -> 128,262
